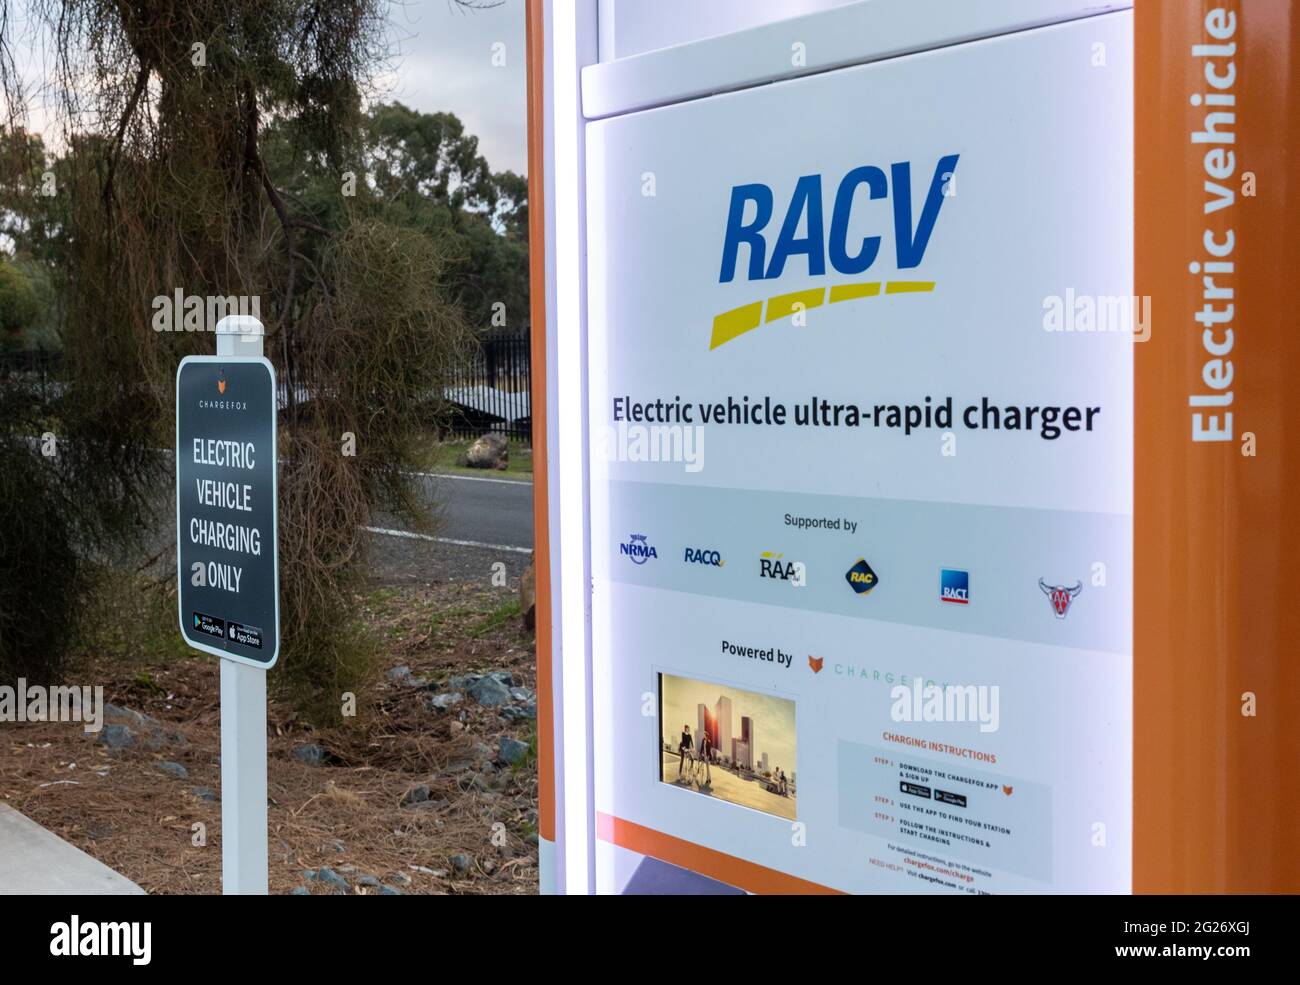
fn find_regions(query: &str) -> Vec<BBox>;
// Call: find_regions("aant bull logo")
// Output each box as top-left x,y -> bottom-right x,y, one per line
1038,578 -> 1082,619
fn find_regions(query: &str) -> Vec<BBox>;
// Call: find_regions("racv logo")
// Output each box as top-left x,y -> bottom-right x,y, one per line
711,153 -> 959,350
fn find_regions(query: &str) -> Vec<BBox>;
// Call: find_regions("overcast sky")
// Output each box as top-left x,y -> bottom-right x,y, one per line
379,0 -> 528,174
9,0 -> 528,176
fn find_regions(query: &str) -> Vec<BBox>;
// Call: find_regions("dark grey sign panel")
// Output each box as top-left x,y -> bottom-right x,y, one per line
176,356 -> 279,667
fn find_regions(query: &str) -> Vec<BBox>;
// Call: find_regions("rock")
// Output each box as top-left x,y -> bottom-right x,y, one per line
307,867 -> 350,892
465,432 -> 509,470
290,886 -> 311,896
158,761 -> 188,779
509,687 -> 533,702
446,674 -> 478,691
468,676 -> 511,707
428,692 -> 463,711
388,872 -> 412,887
489,671 -> 514,687
104,703 -> 152,727
291,744 -> 325,767
520,553 -> 536,630
524,831 -> 539,847
379,885 -> 405,895
99,705 -> 188,751
448,853 -> 473,874
190,786 -> 218,802
501,700 -> 537,723
387,665 -> 429,688
447,741 -> 494,772
99,725 -> 135,750
400,784 -> 431,807
356,874 -> 382,889
498,737 -> 529,766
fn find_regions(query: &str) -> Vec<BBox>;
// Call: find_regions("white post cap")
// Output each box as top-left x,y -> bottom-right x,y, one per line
214,314 -> 265,338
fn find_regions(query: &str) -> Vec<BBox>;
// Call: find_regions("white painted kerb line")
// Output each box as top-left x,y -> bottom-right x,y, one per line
361,526 -> 532,555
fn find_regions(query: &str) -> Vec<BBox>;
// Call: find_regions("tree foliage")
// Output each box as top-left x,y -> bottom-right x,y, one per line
0,1 -> 509,716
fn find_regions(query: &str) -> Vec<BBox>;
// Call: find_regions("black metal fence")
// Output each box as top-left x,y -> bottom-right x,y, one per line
0,349 -> 61,376
2,339 -> 535,444
442,333 -> 532,443
0,350 -> 62,401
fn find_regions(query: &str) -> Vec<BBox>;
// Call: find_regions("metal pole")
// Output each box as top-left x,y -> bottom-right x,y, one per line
215,314 -> 269,895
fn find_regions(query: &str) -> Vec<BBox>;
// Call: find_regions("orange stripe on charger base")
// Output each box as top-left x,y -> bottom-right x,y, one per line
597,814 -> 843,895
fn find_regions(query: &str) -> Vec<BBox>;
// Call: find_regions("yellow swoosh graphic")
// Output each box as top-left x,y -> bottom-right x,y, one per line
710,280 -> 935,349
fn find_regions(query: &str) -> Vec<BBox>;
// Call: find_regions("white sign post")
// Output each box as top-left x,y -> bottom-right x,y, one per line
212,315 -> 270,894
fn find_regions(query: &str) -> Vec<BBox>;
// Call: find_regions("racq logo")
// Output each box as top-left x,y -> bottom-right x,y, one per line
684,547 -> 724,567
711,153 -> 959,349
619,533 -> 657,565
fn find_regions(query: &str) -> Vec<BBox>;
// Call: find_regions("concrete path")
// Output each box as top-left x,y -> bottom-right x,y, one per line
0,804 -> 143,894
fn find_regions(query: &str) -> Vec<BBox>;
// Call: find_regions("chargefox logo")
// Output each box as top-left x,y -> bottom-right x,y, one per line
711,154 -> 959,349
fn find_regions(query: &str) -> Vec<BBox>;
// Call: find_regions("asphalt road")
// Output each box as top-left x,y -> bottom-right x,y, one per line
366,471 -> 535,585
410,472 -> 534,551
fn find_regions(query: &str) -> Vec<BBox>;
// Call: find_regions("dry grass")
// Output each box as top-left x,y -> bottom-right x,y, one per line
0,580 -> 538,895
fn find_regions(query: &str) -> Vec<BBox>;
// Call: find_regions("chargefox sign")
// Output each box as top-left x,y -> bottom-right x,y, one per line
176,356 -> 280,668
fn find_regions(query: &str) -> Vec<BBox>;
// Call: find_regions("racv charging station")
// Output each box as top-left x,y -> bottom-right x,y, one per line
527,0 -> 1300,894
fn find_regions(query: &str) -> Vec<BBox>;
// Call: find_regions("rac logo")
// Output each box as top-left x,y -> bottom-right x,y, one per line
712,153 -> 959,349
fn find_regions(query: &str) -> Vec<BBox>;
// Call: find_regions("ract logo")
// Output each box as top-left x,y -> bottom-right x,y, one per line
620,533 -> 657,565
719,154 -> 959,284
711,154 -> 958,349
940,568 -> 969,605
684,548 -> 724,567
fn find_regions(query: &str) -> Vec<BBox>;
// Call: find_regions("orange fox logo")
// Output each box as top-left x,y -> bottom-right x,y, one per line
808,655 -> 824,673
217,379 -> 226,394
1001,785 -> 1013,796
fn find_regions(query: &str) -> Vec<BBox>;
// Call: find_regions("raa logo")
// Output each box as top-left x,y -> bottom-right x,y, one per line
845,558 -> 879,595
711,153 -> 960,349
759,550 -> 803,583
620,533 -> 657,565
808,656 -> 824,674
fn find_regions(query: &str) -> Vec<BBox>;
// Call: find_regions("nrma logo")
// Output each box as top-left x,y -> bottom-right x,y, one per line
620,533 -> 657,565
712,153 -> 959,349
